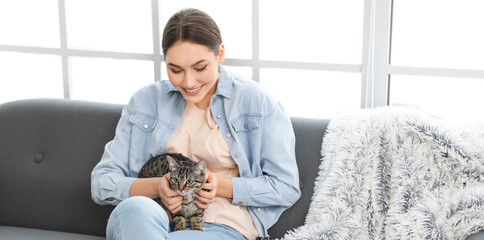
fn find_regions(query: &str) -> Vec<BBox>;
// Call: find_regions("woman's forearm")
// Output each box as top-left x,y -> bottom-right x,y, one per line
129,177 -> 161,199
216,175 -> 233,199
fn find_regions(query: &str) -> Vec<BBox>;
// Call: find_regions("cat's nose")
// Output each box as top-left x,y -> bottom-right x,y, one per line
178,184 -> 185,191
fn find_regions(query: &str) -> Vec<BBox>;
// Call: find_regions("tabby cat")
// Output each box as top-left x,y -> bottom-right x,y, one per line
138,153 -> 206,231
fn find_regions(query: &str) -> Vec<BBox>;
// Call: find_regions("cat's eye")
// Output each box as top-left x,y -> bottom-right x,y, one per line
186,179 -> 192,184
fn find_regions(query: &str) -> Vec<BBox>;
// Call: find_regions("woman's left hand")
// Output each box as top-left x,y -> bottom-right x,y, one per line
195,172 -> 218,209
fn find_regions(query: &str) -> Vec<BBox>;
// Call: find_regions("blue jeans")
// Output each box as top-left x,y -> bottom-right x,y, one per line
106,196 -> 248,240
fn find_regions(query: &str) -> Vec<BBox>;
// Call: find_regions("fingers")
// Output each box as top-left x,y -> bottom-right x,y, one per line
162,195 -> 182,213
202,173 -> 217,192
196,172 -> 217,208
195,199 -> 209,209
161,192 -> 182,214
162,185 -> 178,198
197,188 -> 215,203
201,182 -> 215,193
160,174 -> 177,197
158,173 -> 182,214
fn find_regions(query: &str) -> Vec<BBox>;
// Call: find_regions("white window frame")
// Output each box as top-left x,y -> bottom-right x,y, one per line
1,0 -> 483,111
363,0 -> 484,109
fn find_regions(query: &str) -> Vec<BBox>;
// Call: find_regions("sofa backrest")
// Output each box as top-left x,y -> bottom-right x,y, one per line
269,117 -> 329,238
0,99 -> 119,236
0,99 -> 328,238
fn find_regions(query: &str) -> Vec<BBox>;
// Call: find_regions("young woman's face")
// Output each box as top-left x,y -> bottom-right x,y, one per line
165,41 -> 225,109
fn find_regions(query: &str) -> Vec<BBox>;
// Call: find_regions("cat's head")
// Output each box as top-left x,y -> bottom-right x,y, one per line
166,156 -> 206,196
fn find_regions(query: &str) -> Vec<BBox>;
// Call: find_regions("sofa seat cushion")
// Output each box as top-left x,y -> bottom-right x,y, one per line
0,226 -> 105,240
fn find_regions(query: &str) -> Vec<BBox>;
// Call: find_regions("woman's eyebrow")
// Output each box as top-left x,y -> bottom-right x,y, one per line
167,60 -> 207,68
167,63 -> 181,68
191,59 -> 208,66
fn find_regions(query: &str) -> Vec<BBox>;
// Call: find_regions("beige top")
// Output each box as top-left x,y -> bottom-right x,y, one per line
166,102 -> 258,240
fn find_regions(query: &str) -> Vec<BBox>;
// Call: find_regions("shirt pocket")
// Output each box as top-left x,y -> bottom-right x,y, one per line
129,113 -> 157,133
231,116 -> 262,132
128,113 -> 160,163
231,116 -> 263,159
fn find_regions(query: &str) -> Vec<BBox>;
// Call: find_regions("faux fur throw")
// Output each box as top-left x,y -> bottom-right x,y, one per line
282,107 -> 484,240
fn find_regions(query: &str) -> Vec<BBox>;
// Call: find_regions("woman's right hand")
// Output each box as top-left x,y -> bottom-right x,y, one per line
158,173 -> 182,214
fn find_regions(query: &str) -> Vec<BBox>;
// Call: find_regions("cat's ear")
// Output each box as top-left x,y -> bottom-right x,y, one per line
166,155 -> 179,172
193,160 -> 206,174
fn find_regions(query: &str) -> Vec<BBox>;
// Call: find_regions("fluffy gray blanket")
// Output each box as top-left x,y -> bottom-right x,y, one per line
282,107 -> 484,240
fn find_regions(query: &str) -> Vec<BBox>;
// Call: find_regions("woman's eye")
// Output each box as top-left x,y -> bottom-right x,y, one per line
195,65 -> 207,72
170,68 -> 182,74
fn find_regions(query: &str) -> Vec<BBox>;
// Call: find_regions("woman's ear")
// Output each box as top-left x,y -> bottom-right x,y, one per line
217,43 -> 225,64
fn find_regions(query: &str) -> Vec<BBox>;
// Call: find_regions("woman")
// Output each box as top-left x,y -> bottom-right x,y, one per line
91,8 -> 300,240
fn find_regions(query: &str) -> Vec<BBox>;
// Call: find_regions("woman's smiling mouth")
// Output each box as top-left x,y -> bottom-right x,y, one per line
184,86 -> 202,95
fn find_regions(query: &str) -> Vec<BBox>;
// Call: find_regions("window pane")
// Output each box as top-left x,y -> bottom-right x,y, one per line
260,68 -> 361,119
70,57 -> 154,104
0,0 -> 60,47
392,0 -> 484,70
159,0 -> 252,59
161,61 -> 169,81
223,66 -> 253,80
0,52 -> 63,103
260,0 -> 364,64
389,75 -> 484,122
65,0 -> 153,53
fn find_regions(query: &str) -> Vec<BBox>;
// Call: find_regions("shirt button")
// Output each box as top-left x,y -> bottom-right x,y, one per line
257,208 -> 262,212
120,193 -> 125,199
143,124 -> 149,129
216,114 -> 222,119
225,133 -> 231,138
235,153 -> 240,158
242,170 -> 247,176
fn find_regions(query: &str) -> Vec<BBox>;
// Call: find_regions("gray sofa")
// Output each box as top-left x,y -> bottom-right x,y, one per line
0,99 -> 482,240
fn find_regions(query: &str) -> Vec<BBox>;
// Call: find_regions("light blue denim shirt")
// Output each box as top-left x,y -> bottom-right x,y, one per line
91,65 -> 300,237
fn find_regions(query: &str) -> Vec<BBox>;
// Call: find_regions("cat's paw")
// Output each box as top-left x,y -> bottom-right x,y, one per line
173,216 -> 186,231
190,225 -> 203,231
174,224 -> 186,231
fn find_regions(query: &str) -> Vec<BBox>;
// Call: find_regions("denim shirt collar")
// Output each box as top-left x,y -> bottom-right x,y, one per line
166,65 -> 232,100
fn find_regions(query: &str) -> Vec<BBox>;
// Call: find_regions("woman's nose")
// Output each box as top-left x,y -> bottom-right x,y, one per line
182,71 -> 196,88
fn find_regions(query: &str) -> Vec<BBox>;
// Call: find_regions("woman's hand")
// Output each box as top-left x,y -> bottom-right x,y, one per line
158,173 -> 182,214
195,172 -> 218,209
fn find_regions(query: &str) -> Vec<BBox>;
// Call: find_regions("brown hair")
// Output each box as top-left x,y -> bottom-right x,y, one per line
162,8 -> 223,56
